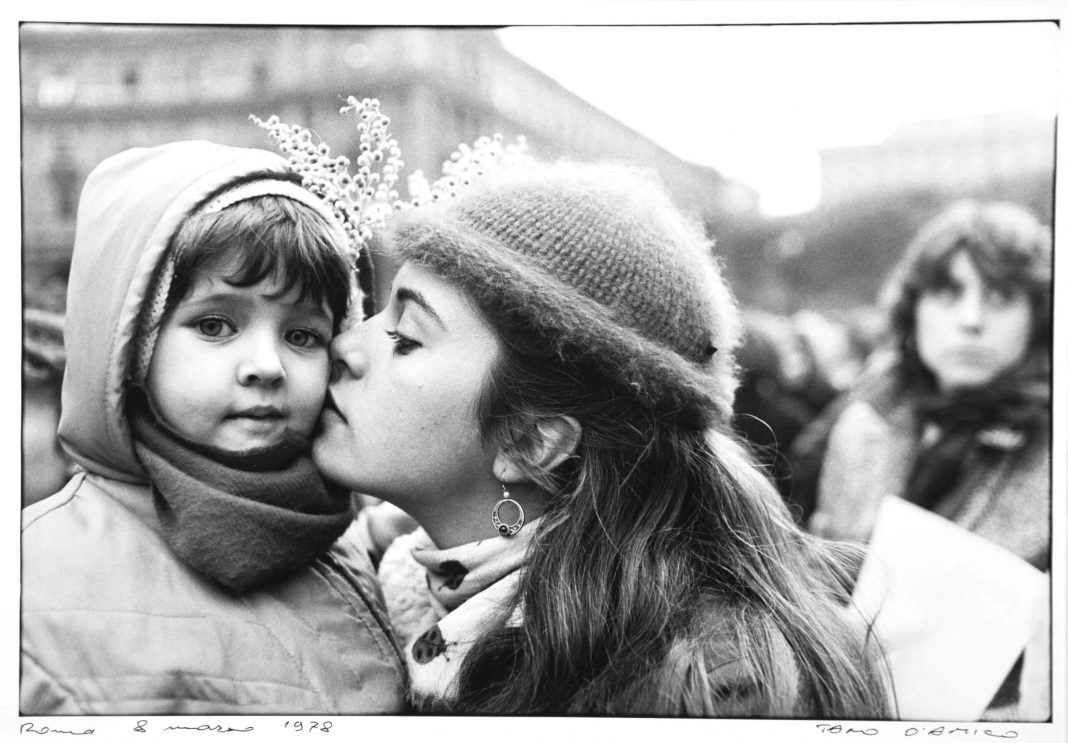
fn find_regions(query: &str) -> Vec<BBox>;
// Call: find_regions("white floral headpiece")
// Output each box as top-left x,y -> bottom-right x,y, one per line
251,96 -> 530,265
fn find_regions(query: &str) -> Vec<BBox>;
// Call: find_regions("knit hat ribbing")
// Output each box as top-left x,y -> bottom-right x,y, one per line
388,162 -> 742,425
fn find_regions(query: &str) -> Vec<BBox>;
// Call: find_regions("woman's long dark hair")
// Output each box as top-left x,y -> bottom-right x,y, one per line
440,306 -> 893,717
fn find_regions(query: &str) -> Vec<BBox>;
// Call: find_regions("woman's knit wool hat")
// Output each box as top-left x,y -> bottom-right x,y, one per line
387,161 -> 743,426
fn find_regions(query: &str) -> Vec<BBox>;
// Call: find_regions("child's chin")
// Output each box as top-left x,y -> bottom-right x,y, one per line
217,427 -> 287,452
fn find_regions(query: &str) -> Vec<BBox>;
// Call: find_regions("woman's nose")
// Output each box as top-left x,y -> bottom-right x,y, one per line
329,324 -> 370,381
956,288 -> 986,331
237,338 -> 286,387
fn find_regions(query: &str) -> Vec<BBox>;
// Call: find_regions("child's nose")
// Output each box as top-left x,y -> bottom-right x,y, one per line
329,324 -> 370,381
237,339 -> 286,388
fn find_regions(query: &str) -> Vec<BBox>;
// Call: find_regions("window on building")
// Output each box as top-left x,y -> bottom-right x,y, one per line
37,67 -> 77,108
463,46 -> 482,88
343,43 -> 372,70
122,65 -> 140,98
252,60 -> 270,88
49,140 -> 79,220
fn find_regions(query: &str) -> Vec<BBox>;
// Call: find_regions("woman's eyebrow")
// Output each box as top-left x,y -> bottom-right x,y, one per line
395,286 -> 446,329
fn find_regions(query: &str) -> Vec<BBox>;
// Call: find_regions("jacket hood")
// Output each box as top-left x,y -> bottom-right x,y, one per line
57,141 -> 300,482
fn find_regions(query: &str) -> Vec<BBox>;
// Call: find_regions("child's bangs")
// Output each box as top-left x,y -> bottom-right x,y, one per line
210,228 -> 326,303
168,195 -> 352,328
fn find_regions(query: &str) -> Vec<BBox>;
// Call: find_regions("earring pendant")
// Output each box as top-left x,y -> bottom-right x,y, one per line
491,483 -> 524,537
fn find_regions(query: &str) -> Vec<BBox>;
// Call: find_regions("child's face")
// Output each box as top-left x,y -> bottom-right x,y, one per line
145,255 -> 334,451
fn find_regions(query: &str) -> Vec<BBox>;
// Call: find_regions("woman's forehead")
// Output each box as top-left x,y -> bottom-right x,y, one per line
390,263 -> 492,333
945,251 -> 979,280
921,246 -> 1021,290
392,263 -> 461,307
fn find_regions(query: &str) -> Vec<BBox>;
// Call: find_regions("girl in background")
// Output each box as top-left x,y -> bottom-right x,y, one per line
800,201 -> 1051,720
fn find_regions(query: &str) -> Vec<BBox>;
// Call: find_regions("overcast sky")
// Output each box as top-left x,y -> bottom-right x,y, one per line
497,22 -> 1060,214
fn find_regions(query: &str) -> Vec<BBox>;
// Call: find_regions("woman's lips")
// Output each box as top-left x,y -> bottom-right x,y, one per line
321,392 -> 348,425
944,346 -> 990,365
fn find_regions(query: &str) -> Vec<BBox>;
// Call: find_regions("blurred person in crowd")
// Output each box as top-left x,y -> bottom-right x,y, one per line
733,311 -> 821,495
23,307 -> 74,506
734,308 -> 876,513
316,158 -> 893,716
21,141 -> 405,715
794,200 -> 1051,720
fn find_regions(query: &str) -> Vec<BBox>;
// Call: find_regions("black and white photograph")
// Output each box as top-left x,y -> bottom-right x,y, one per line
7,3 -> 1065,741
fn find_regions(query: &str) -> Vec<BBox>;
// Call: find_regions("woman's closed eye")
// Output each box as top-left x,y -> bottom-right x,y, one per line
385,329 -> 420,355
193,316 -> 236,339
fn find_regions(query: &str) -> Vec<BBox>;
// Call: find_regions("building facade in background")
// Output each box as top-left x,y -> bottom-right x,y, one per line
21,24 -> 758,286
20,23 -> 762,507
818,111 -> 1055,207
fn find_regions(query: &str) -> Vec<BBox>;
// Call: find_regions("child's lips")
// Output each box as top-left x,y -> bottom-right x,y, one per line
227,406 -> 286,422
227,405 -> 288,435
226,408 -> 288,443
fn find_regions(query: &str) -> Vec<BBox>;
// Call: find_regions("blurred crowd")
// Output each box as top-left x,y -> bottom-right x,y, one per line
732,307 -> 880,514
24,304 -> 70,504
21,199 -> 1051,528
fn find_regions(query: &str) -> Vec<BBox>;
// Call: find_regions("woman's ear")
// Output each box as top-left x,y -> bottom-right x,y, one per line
493,415 -> 582,483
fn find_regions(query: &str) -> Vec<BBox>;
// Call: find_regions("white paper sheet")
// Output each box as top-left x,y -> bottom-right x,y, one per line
849,495 -> 1049,721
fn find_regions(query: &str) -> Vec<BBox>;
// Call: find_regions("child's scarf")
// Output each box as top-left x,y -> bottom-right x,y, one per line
377,522 -> 538,707
126,387 -> 354,592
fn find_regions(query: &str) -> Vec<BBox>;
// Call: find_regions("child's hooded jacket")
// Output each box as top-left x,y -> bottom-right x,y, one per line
21,141 -> 406,715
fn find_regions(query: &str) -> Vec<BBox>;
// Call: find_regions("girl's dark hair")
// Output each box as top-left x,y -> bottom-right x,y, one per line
883,200 -> 1051,384
165,190 -> 352,331
442,304 -> 892,717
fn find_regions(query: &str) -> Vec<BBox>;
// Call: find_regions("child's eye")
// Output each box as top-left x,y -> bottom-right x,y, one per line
194,317 -> 236,338
286,328 -> 327,348
385,329 -> 420,355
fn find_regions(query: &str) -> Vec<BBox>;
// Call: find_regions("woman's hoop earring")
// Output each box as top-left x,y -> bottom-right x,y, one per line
491,482 -> 525,537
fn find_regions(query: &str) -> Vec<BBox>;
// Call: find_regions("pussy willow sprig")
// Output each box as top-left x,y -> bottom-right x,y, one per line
251,96 -> 531,259
250,96 -> 404,260
407,133 -> 531,207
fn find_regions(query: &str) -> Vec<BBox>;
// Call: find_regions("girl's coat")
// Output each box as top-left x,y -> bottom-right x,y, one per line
21,142 -> 406,715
